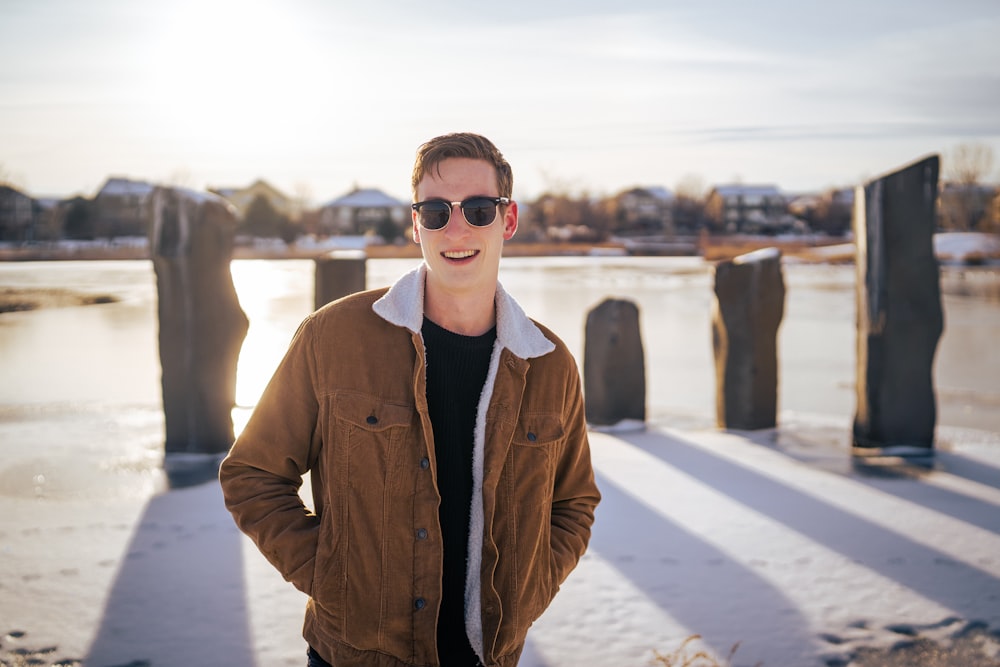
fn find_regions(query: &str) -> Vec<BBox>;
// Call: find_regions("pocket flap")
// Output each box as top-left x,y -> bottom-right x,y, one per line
331,392 -> 413,431
516,413 -> 564,446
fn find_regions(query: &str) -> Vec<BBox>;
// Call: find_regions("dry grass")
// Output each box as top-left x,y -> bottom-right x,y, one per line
652,635 -> 761,667
0,288 -> 118,314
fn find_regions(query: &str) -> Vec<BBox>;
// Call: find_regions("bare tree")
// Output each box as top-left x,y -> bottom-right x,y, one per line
0,163 -> 27,190
673,173 -> 707,233
242,194 -> 288,239
940,143 -> 996,231
166,168 -> 194,189
292,181 -> 313,223
946,143 -> 994,186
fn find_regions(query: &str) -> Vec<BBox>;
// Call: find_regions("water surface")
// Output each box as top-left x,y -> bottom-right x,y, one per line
1,258 -> 997,500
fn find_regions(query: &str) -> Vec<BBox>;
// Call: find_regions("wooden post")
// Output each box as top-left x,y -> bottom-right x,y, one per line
584,298 -> 646,427
853,155 -> 943,455
314,249 -> 367,310
149,187 -> 248,456
712,247 -> 785,430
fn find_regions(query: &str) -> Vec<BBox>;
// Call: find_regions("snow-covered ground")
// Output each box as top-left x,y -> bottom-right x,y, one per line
2,419 -> 999,666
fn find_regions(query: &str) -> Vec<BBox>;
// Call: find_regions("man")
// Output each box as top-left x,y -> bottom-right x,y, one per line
220,132 -> 600,666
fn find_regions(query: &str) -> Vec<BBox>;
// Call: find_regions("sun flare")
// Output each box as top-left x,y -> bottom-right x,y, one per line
229,261 -> 304,415
142,1 -> 321,152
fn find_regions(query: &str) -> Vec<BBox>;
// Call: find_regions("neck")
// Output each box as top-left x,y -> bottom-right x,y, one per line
424,281 -> 497,336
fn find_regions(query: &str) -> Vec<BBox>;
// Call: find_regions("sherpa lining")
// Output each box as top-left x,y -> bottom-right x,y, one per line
372,264 -> 554,359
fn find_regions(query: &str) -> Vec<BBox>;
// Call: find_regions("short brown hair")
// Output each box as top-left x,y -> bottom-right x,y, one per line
411,133 -> 513,201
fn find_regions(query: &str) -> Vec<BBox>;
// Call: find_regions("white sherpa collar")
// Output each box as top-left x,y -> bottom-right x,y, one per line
372,263 -> 555,359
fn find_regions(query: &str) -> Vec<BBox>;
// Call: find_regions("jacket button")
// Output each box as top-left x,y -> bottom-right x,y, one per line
416,528 -> 428,540
414,598 -> 426,610
419,457 -> 430,469
366,415 -> 378,425
527,431 -> 537,442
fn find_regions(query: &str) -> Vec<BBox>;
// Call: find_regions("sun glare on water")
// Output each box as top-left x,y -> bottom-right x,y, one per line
229,260 -> 310,435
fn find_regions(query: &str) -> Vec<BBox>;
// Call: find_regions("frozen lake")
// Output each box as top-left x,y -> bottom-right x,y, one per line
1,257 -> 997,445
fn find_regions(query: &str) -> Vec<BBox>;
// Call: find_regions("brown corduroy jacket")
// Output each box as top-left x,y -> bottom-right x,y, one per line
220,265 -> 600,666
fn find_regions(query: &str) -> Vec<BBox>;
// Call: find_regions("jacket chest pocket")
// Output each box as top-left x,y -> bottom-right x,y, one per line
508,412 -> 564,508
328,392 -> 417,477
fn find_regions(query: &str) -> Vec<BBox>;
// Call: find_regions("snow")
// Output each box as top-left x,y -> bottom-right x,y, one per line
97,177 -> 156,198
3,421 -> 999,666
711,184 -> 784,198
935,233 -> 1000,264
786,232 -> 1000,266
732,246 -> 781,265
294,234 -> 379,251
549,424 -> 1000,666
322,188 -> 406,209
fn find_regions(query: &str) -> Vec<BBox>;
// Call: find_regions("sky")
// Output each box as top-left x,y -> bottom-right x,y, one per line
1,0 -> 999,203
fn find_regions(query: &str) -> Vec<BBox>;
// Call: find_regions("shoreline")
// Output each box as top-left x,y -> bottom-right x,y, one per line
2,234 -> 997,268
3,246 -> 997,313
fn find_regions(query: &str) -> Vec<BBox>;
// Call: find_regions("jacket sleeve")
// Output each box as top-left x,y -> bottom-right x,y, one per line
219,315 -> 323,595
549,363 -> 601,587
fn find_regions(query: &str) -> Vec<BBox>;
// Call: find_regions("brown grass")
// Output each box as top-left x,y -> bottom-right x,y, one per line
0,288 -> 119,314
652,635 -> 761,667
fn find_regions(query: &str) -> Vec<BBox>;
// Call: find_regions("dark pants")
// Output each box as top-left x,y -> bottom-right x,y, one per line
308,645 -> 483,666
307,646 -> 332,667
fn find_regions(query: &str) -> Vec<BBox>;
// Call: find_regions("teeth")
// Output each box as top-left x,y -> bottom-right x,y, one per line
444,250 -> 477,259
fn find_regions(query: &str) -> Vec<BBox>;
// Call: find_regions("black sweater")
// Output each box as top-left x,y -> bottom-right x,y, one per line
422,316 -> 496,666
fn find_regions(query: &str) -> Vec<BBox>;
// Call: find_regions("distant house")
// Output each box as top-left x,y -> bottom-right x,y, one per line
318,187 -> 408,237
31,197 -> 63,242
612,186 -> 674,235
209,179 -> 297,221
94,177 -> 156,238
0,184 -> 34,242
705,184 -> 790,234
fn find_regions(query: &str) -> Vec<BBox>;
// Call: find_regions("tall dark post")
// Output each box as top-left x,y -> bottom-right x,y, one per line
584,298 -> 646,427
314,249 -> 367,310
149,187 -> 249,456
853,155 -> 943,454
712,247 -> 785,430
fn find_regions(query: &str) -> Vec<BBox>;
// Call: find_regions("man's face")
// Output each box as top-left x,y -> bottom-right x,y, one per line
413,157 -> 517,298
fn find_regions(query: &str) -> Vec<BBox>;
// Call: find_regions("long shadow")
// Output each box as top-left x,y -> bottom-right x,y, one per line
86,469 -> 255,667
935,450 -> 1000,490
745,428 -> 1000,532
586,472 -> 816,665
852,464 -> 1000,535
622,429 -> 1000,620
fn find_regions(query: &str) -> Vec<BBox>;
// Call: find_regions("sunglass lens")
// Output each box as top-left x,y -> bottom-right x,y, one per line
462,198 -> 497,227
418,202 -> 451,230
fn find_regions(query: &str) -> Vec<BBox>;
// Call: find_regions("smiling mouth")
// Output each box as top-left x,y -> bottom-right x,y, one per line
443,250 -> 478,260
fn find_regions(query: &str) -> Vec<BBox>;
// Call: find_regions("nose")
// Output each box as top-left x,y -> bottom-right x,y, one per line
443,203 -> 469,237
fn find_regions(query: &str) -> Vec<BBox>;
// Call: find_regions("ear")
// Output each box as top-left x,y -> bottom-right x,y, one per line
502,200 -> 518,241
411,208 -> 421,244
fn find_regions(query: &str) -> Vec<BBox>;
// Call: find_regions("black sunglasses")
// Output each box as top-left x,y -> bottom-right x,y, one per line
411,196 -> 510,231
